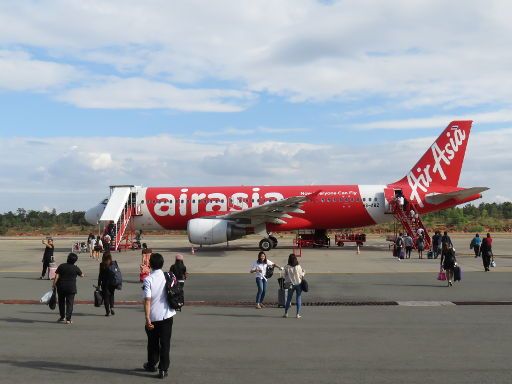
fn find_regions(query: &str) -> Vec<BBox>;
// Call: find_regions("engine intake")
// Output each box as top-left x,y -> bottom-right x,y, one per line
187,218 -> 246,245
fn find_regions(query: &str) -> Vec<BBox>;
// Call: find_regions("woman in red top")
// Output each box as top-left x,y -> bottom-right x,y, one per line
481,233 -> 493,271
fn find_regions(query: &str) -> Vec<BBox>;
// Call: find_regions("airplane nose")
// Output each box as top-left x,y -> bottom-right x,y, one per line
85,205 -> 102,225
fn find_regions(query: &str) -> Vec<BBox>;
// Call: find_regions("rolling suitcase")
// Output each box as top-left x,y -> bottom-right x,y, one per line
48,262 -> 57,280
277,275 -> 288,308
278,288 -> 288,308
453,265 -> 462,282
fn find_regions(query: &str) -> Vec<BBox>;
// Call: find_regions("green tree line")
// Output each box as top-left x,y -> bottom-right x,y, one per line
0,208 -> 91,235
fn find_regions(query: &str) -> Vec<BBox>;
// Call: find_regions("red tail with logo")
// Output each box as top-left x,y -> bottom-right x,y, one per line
392,120 -> 473,208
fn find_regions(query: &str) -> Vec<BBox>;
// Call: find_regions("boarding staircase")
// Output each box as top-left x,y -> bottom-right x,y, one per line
99,186 -> 139,251
390,200 -> 431,250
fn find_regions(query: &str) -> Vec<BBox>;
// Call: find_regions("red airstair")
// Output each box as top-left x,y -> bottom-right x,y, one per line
390,200 -> 431,250
100,186 -> 140,251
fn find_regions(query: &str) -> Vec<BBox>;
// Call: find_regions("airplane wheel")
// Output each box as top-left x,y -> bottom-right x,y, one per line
259,238 -> 272,252
269,235 -> 278,248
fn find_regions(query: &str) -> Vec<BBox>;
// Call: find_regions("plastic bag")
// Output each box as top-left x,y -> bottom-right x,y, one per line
437,270 -> 447,281
40,290 -> 53,304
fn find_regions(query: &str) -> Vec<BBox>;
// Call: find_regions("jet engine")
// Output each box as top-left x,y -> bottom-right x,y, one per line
187,218 -> 246,245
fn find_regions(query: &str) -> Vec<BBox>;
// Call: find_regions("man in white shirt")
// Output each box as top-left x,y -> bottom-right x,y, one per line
143,253 -> 176,379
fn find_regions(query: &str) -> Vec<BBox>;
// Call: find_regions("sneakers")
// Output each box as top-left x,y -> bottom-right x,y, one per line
143,363 -> 157,372
110,309 -> 115,315
296,314 -> 302,319
255,303 -> 261,309
105,313 -> 110,317
157,370 -> 168,379
259,304 -> 265,308
283,313 -> 288,318
65,320 -> 73,324
57,318 -> 65,323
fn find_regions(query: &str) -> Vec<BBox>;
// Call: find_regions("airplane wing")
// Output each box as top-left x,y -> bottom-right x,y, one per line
214,190 -> 321,225
425,187 -> 489,205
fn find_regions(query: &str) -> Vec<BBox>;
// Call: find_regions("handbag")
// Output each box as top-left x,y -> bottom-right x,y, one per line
437,270 -> 447,281
40,289 -> 53,304
300,278 -> 309,292
94,288 -> 104,307
48,287 -> 57,310
265,265 -> 275,279
491,260 -> 496,268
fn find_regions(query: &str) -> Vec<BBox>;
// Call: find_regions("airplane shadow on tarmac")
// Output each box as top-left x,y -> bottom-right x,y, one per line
0,360 -> 150,378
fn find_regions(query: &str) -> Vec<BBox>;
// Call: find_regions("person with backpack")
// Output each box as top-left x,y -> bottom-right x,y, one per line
440,244 -> 457,287
169,254 -> 188,288
250,251 -> 283,309
97,252 -> 116,316
283,254 -> 306,319
52,253 -> 84,323
470,233 -> 482,258
432,231 -> 442,259
40,237 -> 54,279
416,234 -> 425,259
92,235 -> 103,261
142,253 -> 176,379
480,233 -> 493,272
403,234 -> 413,259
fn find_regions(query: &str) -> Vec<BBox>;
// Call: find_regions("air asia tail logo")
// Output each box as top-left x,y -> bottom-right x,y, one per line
407,125 -> 468,207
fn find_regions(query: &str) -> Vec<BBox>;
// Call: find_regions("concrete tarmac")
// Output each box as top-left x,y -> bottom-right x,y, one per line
1,234 -> 512,383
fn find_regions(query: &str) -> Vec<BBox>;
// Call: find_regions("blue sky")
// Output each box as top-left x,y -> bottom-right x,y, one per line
0,0 -> 511,212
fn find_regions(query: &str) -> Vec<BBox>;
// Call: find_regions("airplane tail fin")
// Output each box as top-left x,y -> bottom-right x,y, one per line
392,120 -> 473,206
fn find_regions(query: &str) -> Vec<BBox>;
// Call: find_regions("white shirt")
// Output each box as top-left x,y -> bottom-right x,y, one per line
397,196 -> 404,206
143,269 -> 176,322
250,260 -> 274,280
284,265 -> 305,286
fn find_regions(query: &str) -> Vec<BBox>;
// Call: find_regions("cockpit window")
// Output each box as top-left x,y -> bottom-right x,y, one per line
101,198 -> 109,205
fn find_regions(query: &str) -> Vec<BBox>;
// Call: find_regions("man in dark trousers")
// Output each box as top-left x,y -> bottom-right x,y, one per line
143,253 -> 176,379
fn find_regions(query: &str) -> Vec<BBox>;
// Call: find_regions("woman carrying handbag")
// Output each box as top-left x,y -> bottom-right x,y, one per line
283,254 -> 306,319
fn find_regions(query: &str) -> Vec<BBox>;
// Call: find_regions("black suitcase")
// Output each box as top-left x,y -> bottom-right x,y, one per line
94,288 -> 103,307
278,288 -> 288,308
453,265 -> 462,281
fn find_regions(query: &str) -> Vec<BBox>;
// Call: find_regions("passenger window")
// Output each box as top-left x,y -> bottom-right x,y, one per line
368,197 -> 372,202
327,198 -> 331,202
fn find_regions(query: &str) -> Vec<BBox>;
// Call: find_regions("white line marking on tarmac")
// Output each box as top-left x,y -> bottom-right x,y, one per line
397,301 -> 456,306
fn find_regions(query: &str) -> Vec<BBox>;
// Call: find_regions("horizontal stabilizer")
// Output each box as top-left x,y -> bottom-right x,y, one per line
425,187 -> 489,205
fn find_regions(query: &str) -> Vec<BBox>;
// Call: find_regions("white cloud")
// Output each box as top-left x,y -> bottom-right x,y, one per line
1,1 -> 512,110
57,77 -> 254,112
0,127 -> 509,212
193,126 -> 309,137
351,110 -> 512,130
0,50 -> 81,91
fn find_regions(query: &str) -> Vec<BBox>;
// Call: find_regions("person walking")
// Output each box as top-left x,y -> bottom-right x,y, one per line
480,233 -> 493,272
169,254 -> 188,289
283,254 -> 306,319
441,231 -> 453,249
92,235 -> 103,260
395,233 -> 405,260
142,253 -> 176,379
403,234 -> 413,259
416,234 -> 425,259
98,252 -> 116,316
140,248 -> 152,282
470,233 -> 482,258
432,231 -> 442,259
52,253 -> 84,323
250,251 -> 282,309
40,237 -> 54,279
87,233 -> 95,258
440,244 -> 456,287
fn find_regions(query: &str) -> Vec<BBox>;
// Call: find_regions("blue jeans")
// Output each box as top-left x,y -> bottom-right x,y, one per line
255,277 -> 267,304
285,284 -> 302,314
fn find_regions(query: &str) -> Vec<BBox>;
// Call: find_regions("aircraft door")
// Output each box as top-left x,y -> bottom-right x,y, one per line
384,188 -> 398,213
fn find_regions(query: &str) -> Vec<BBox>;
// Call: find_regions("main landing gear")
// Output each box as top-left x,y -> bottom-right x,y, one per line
259,235 -> 278,251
